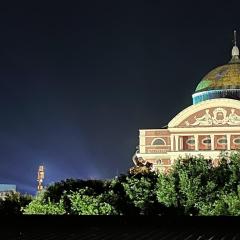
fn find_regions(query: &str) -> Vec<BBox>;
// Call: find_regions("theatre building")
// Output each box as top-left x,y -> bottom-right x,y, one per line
135,40 -> 240,173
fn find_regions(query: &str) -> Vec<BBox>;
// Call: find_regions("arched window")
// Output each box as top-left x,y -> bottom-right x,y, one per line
152,138 -> 166,145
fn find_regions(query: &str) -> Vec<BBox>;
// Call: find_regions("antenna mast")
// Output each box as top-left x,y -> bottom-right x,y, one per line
37,165 -> 45,192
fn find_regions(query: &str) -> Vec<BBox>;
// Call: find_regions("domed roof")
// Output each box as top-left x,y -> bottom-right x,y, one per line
195,61 -> 240,93
195,30 -> 240,94
192,31 -> 240,105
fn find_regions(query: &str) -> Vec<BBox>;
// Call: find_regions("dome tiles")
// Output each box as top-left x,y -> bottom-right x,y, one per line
195,62 -> 240,93
192,43 -> 240,105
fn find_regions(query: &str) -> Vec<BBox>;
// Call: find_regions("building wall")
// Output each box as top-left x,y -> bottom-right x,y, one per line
214,135 -> 227,150
198,135 -> 211,150
140,129 -> 171,154
231,135 -> 240,149
136,99 -> 240,172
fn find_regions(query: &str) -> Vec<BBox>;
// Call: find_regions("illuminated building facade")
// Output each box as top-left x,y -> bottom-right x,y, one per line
135,33 -> 240,172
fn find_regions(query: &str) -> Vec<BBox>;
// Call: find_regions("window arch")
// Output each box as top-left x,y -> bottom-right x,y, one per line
152,138 -> 166,145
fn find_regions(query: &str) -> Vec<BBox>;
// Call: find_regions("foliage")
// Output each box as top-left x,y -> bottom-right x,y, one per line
156,156 -> 218,215
68,188 -> 117,215
198,189 -> 240,216
156,153 -> 240,216
156,172 -> 178,207
0,192 -> 32,216
20,152 -> 240,215
105,176 -> 139,215
44,178 -> 106,203
122,172 -> 161,215
23,191 -> 66,215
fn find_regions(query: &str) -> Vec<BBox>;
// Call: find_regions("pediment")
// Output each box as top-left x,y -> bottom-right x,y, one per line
168,99 -> 240,128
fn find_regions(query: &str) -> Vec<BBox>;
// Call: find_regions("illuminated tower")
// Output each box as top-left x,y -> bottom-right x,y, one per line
37,165 -> 45,192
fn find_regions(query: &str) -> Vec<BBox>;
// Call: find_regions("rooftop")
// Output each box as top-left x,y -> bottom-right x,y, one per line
195,31 -> 240,93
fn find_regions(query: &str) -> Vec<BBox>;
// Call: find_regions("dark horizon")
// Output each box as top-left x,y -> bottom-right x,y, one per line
0,1 -> 240,194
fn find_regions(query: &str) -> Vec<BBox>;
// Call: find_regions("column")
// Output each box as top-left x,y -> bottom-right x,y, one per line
194,135 -> 199,151
227,134 -> 231,150
139,130 -> 145,153
170,135 -> 174,151
179,136 -> 183,151
210,134 -> 214,150
175,135 -> 179,151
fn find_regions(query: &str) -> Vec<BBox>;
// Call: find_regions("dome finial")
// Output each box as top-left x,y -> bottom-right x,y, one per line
234,30 -> 237,46
232,30 -> 239,58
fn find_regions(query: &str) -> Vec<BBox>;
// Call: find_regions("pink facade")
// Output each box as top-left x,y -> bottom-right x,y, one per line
135,43 -> 240,172
136,100 -> 240,172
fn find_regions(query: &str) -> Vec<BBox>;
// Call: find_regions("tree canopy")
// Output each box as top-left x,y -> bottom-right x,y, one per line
19,152 -> 240,215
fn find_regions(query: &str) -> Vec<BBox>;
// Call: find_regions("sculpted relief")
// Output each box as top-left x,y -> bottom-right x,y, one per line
228,109 -> 240,125
185,108 -> 240,127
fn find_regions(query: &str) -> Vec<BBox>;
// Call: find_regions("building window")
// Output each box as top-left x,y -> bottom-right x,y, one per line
217,137 -> 227,145
202,137 -> 211,145
152,138 -> 166,145
186,137 -> 195,146
233,138 -> 240,144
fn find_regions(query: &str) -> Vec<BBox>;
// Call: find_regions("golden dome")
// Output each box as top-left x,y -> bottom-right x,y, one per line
195,62 -> 240,93
193,31 -> 240,104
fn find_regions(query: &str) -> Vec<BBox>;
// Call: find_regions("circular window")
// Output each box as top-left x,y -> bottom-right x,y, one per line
233,138 -> 240,144
186,138 -> 195,146
217,138 -> 227,144
202,138 -> 211,145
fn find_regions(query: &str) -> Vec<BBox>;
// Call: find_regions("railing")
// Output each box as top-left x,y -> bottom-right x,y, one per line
147,149 -> 169,154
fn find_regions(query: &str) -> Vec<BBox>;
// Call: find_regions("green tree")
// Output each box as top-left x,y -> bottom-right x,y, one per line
23,191 -> 66,215
44,178 -> 106,203
0,192 -> 32,216
122,173 -> 161,215
68,188 -> 117,215
156,153 -> 240,216
22,152 -> 240,216
198,189 -> 240,216
156,171 -> 178,207
156,156 -> 218,215
105,176 -> 139,215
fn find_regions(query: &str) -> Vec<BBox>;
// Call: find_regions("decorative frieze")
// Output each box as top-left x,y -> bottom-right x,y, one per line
185,108 -> 240,127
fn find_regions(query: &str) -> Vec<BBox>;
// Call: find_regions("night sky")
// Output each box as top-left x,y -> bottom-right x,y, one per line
0,1 -> 240,194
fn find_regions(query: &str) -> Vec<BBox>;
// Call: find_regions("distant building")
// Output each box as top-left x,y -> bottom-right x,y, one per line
0,184 -> 16,199
135,33 -> 240,173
